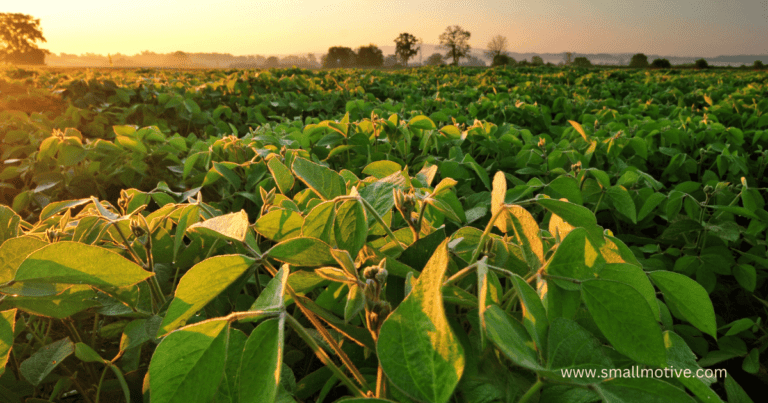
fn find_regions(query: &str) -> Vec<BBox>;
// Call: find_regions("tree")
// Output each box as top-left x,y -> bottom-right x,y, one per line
426,53 -> 445,66
0,13 -> 49,65
394,33 -> 419,67
573,57 -> 592,67
356,44 -> 384,67
563,52 -> 574,65
265,56 -> 280,68
383,55 -> 400,68
322,47 -> 356,68
695,58 -> 709,69
650,58 -> 671,68
531,55 -> 544,66
461,55 -> 486,67
629,53 -> 649,68
754,60 -> 765,70
485,35 -> 508,60
439,25 -> 471,66
492,54 -> 515,67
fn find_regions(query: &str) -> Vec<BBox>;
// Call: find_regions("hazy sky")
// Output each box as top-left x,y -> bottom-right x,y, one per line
6,0 -> 768,57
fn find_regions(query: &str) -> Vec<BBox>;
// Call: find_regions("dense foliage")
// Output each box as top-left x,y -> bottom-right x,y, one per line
0,65 -> 766,403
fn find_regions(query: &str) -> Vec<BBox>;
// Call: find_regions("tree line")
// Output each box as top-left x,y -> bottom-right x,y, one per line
2,13 -> 767,70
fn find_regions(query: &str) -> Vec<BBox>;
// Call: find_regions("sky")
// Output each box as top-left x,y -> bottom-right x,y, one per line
5,0 -> 768,57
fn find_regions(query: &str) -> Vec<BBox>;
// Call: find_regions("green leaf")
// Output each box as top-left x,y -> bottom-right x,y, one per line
581,279 -> 666,366
725,376 -> 755,403
663,331 -> 722,402
75,342 -> 105,364
14,242 -> 153,288
596,378 -> 695,403
638,193 -> 666,221
334,200 -> 367,258
377,240 -> 465,403
4,285 -> 100,319
0,205 -> 21,246
188,210 -> 250,243
362,161 -> 402,179
39,199 -> 90,221
409,115 -> 436,130
649,271 -> 717,339
545,317 -> 612,384
661,219 -> 703,239
292,158 -> 346,201
217,328 -> 246,403
159,255 -> 255,336
606,186 -> 637,223
0,309 -> 16,377
249,265 -> 289,313
547,176 -> 583,204
507,205 -> 544,270
510,274 -> 548,357
302,201 -> 336,244
742,348 -> 759,374
254,209 -> 303,242
239,318 -> 284,403
149,319 -> 228,403
20,337 -> 75,386
266,237 -> 335,267
174,205 -> 201,262
0,236 -> 48,285
545,228 -> 603,290
733,264 -> 756,292
597,263 -> 660,320
268,157 -> 295,194
483,304 -> 542,370
345,284 -> 365,323
537,198 -> 603,245
709,205 -> 760,220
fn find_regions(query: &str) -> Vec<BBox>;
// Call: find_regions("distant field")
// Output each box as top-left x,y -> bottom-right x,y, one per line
0,65 -> 766,402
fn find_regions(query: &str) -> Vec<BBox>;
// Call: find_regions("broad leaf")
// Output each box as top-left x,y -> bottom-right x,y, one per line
159,255 -> 255,336
484,304 -> 542,370
334,200 -> 367,258
597,263 -> 660,320
20,337 -> 75,386
545,228 -> 603,291
377,240 -> 465,403
649,271 -> 717,339
188,210 -> 250,243
266,237 -> 335,267
0,236 -> 48,285
254,209 -> 303,242
0,309 -> 16,377
581,279 -> 666,366
596,378 -> 695,403
238,317 -> 284,403
537,198 -> 603,245
149,319 -> 228,403
302,201 -> 336,244
545,317 -> 612,384
15,242 -> 152,288
268,157 -> 295,195
510,274 -> 548,357
292,157 -> 346,200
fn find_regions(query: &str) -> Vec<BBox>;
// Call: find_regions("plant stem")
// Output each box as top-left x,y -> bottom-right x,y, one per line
95,366 -> 108,403
518,379 -> 544,403
593,191 -> 605,214
358,196 -> 406,253
285,314 -> 368,398
470,206 -> 507,264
